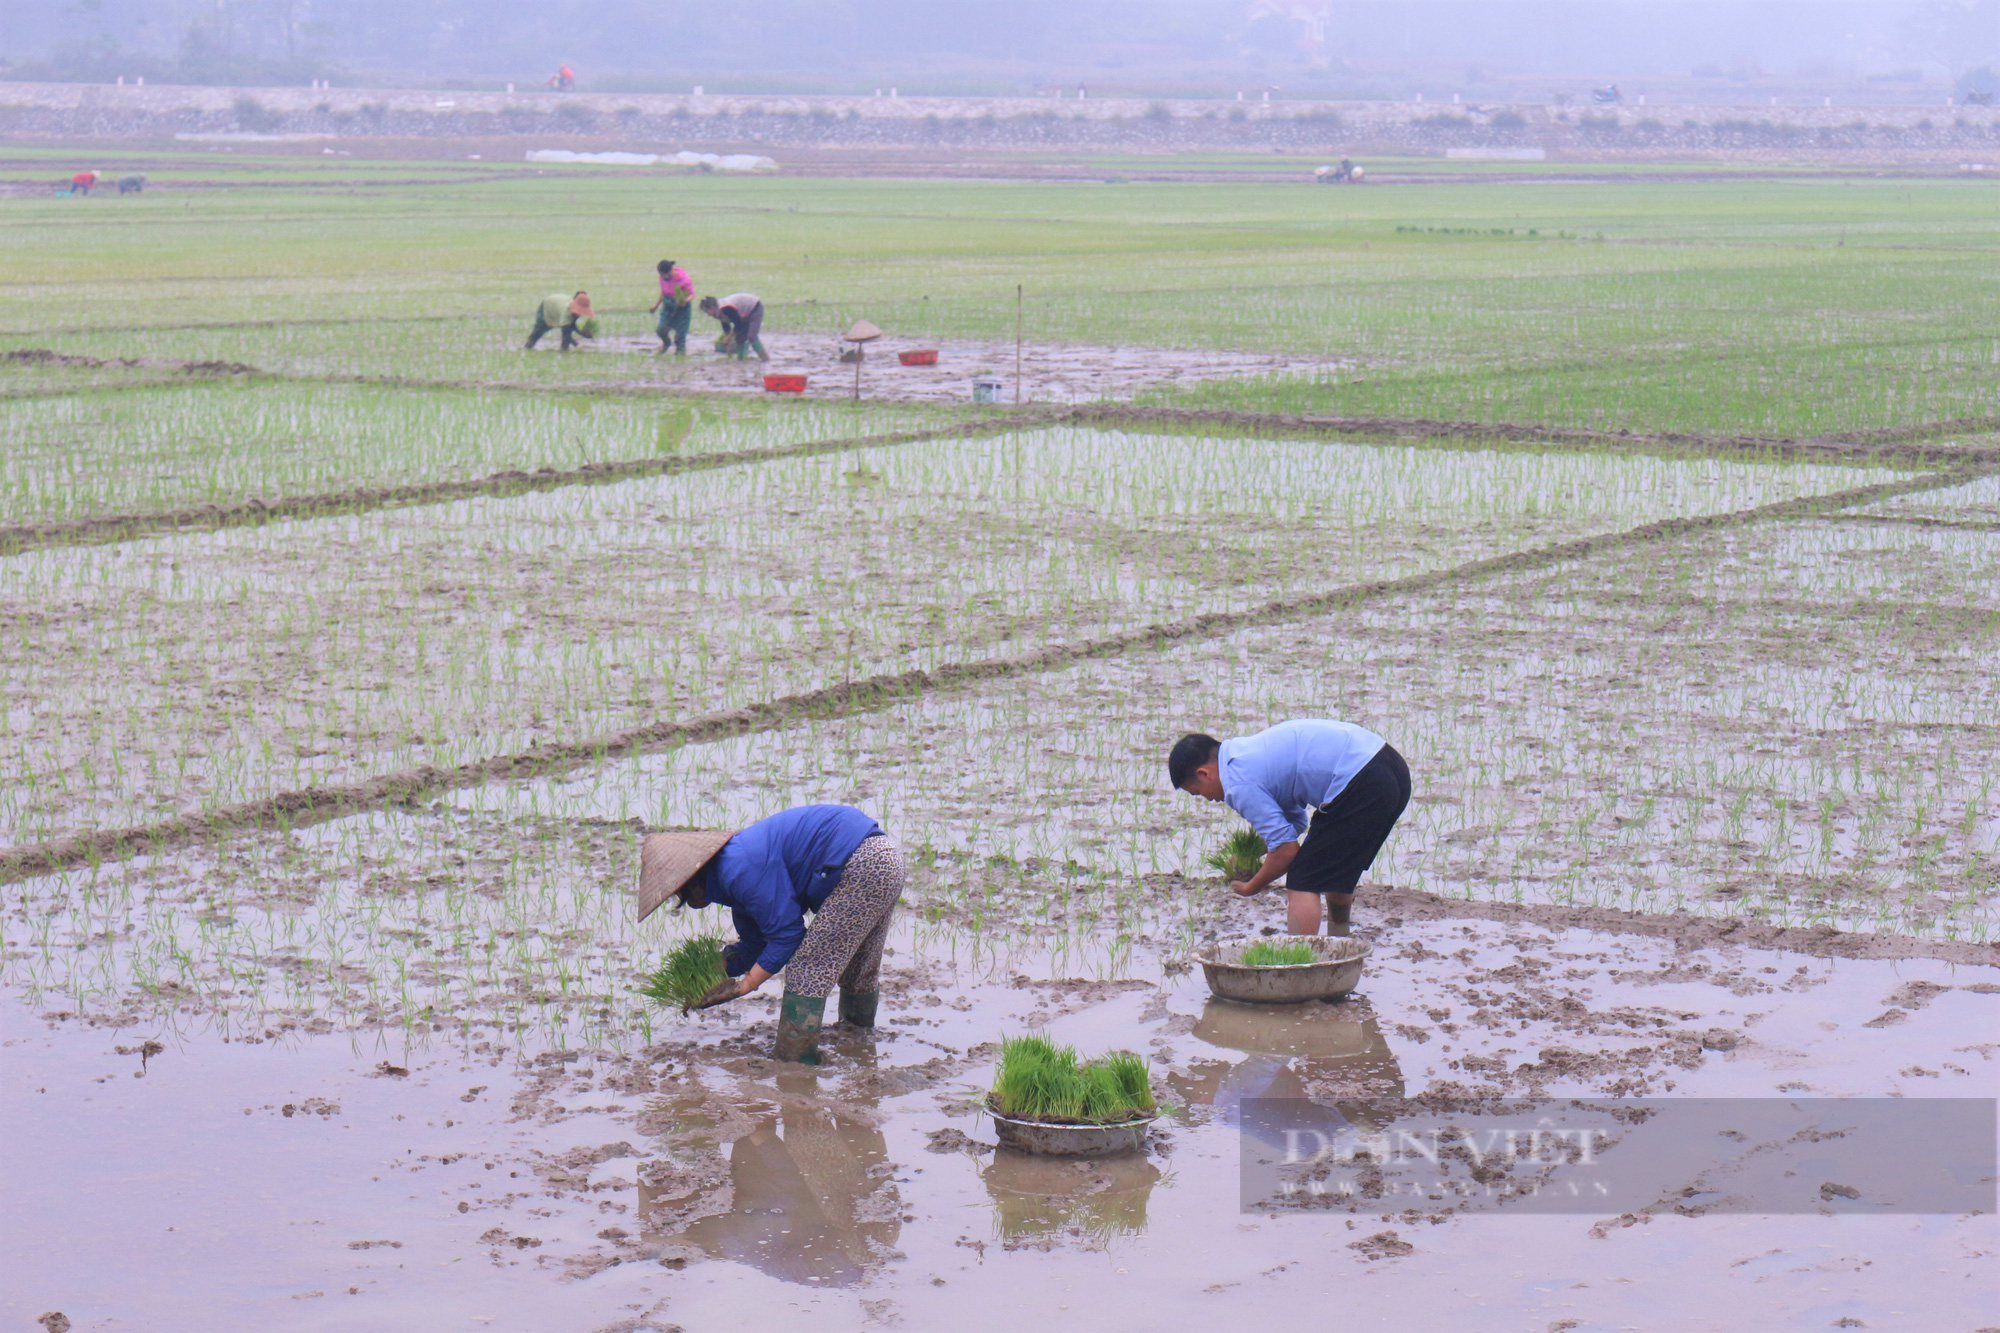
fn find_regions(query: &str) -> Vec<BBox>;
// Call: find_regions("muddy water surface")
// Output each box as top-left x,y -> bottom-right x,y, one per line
7,906 -> 1992,1332
558,332 -> 1344,405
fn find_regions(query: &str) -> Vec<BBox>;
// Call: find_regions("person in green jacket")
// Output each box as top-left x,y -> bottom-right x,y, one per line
526,291 -> 596,351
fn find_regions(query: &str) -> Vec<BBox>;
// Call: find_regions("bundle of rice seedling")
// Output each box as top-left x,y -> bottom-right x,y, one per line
637,935 -> 728,1010
1080,1051 -> 1155,1121
991,1034 -> 1156,1124
1239,939 -> 1316,967
1206,829 -> 1267,881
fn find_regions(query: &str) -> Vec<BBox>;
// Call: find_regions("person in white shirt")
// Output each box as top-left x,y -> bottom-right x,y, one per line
1169,718 -> 1410,936
700,292 -> 769,361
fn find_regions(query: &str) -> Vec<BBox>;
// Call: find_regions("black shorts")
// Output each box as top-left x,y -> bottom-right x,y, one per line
1286,744 -> 1411,897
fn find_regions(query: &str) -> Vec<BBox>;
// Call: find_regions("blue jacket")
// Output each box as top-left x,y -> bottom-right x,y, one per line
1221,718 -> 1386,852
701,804 -> 884,976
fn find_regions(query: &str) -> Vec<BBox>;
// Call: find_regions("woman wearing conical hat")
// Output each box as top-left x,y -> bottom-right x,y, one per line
637,804 -> 903,1065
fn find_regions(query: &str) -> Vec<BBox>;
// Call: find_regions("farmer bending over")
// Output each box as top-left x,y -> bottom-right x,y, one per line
636,803 -> 903,1064
526,291 -> 595,351
1169,719 -> 1410,936
700,292 -> 770,362
649,259 -> 694,356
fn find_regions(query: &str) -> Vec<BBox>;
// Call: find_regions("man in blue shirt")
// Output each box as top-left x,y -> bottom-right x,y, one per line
1169,719 -> 1410,936
637,803 -> 905,1064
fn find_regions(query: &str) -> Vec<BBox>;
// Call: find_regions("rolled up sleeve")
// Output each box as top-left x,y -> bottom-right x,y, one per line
1226,779 -> 1305,852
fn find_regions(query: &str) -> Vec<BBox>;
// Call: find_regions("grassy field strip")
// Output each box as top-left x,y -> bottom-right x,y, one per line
474,511 -> 1998,943
0,432 -> 1893,842
0,461 -> 1971,888
9,175 -> 2000,437
0,406 -> 990,552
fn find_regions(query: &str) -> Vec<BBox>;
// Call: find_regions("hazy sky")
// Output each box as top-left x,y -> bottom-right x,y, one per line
3,1 -> 1994,89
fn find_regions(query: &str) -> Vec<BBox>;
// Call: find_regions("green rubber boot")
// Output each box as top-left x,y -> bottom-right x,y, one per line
773,990 -> 825,1065
837,989 -> 879,1029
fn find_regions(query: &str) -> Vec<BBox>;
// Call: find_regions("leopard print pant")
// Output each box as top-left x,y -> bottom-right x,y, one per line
783,835 -> 904,999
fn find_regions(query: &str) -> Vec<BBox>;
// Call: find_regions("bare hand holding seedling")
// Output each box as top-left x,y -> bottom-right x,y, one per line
682,963 -> 774,1014
684,977 -> 749,1012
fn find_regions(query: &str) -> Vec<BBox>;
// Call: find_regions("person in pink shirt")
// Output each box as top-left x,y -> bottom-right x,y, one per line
648,259 -> 694,356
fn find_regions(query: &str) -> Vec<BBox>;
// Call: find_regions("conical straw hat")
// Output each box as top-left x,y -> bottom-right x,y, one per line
637,829 -> 735,921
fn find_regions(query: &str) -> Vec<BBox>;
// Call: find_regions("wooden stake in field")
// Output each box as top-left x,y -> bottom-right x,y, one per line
1015,284 -> 1024,405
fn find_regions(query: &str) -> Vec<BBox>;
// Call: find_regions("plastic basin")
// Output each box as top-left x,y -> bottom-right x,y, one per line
899,349 -> 939,366
1194,935 -> 1371,1004
763,373 -> 808,393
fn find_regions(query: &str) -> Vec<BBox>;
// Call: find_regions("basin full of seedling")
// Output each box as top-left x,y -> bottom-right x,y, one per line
986,1035 -> 1159,1157
1194,934 -> 1371,1004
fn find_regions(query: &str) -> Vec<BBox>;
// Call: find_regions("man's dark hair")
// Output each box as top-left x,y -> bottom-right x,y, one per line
657,259 -> 675,274
1168,733 -> 1221,790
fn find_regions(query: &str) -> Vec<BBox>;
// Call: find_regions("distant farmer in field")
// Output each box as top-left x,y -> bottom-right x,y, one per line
701,292 -> 770,362
649,258 -> 694,356
637,803 -> 904,1065
1169,719 -> 1410,937
67,170 -> 100,196
550,64 -> 576,92
117,172 -> 146,195
525,290 -> 596,351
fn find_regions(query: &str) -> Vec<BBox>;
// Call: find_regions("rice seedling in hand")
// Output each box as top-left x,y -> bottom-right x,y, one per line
1206,829 -> 1266,881
637,935 -> 729,1012
1240,939 -> 1316,966
991,1034 -> 1156,1124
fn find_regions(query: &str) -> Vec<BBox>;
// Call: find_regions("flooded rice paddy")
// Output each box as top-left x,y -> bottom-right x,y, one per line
1,409 -> 1992,1332
0,428 -> 1891,842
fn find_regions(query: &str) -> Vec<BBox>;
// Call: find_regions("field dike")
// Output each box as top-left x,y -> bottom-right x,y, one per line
1069,403 -> 2000,469
2,465 -> 1983,901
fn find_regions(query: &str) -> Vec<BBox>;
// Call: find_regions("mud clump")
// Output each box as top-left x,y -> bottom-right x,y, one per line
179,359 -> 262,375
1347,1229 -> 1415,1260
280,1097 -> 339,1118
37,1315 -> 71,1333
925,1126 -> 993,1154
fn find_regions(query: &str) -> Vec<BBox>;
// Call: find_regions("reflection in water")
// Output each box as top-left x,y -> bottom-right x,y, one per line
1171,997 -> 1407,1140
982,1150 -> 1163,1248
640,1071 -> 899,1288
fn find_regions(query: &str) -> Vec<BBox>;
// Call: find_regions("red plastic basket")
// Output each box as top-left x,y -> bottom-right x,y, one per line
763,373 -> 808,393
898,349 -> 940,367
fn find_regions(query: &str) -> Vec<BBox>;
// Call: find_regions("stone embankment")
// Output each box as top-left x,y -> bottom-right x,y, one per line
6,80 -> 2000,156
